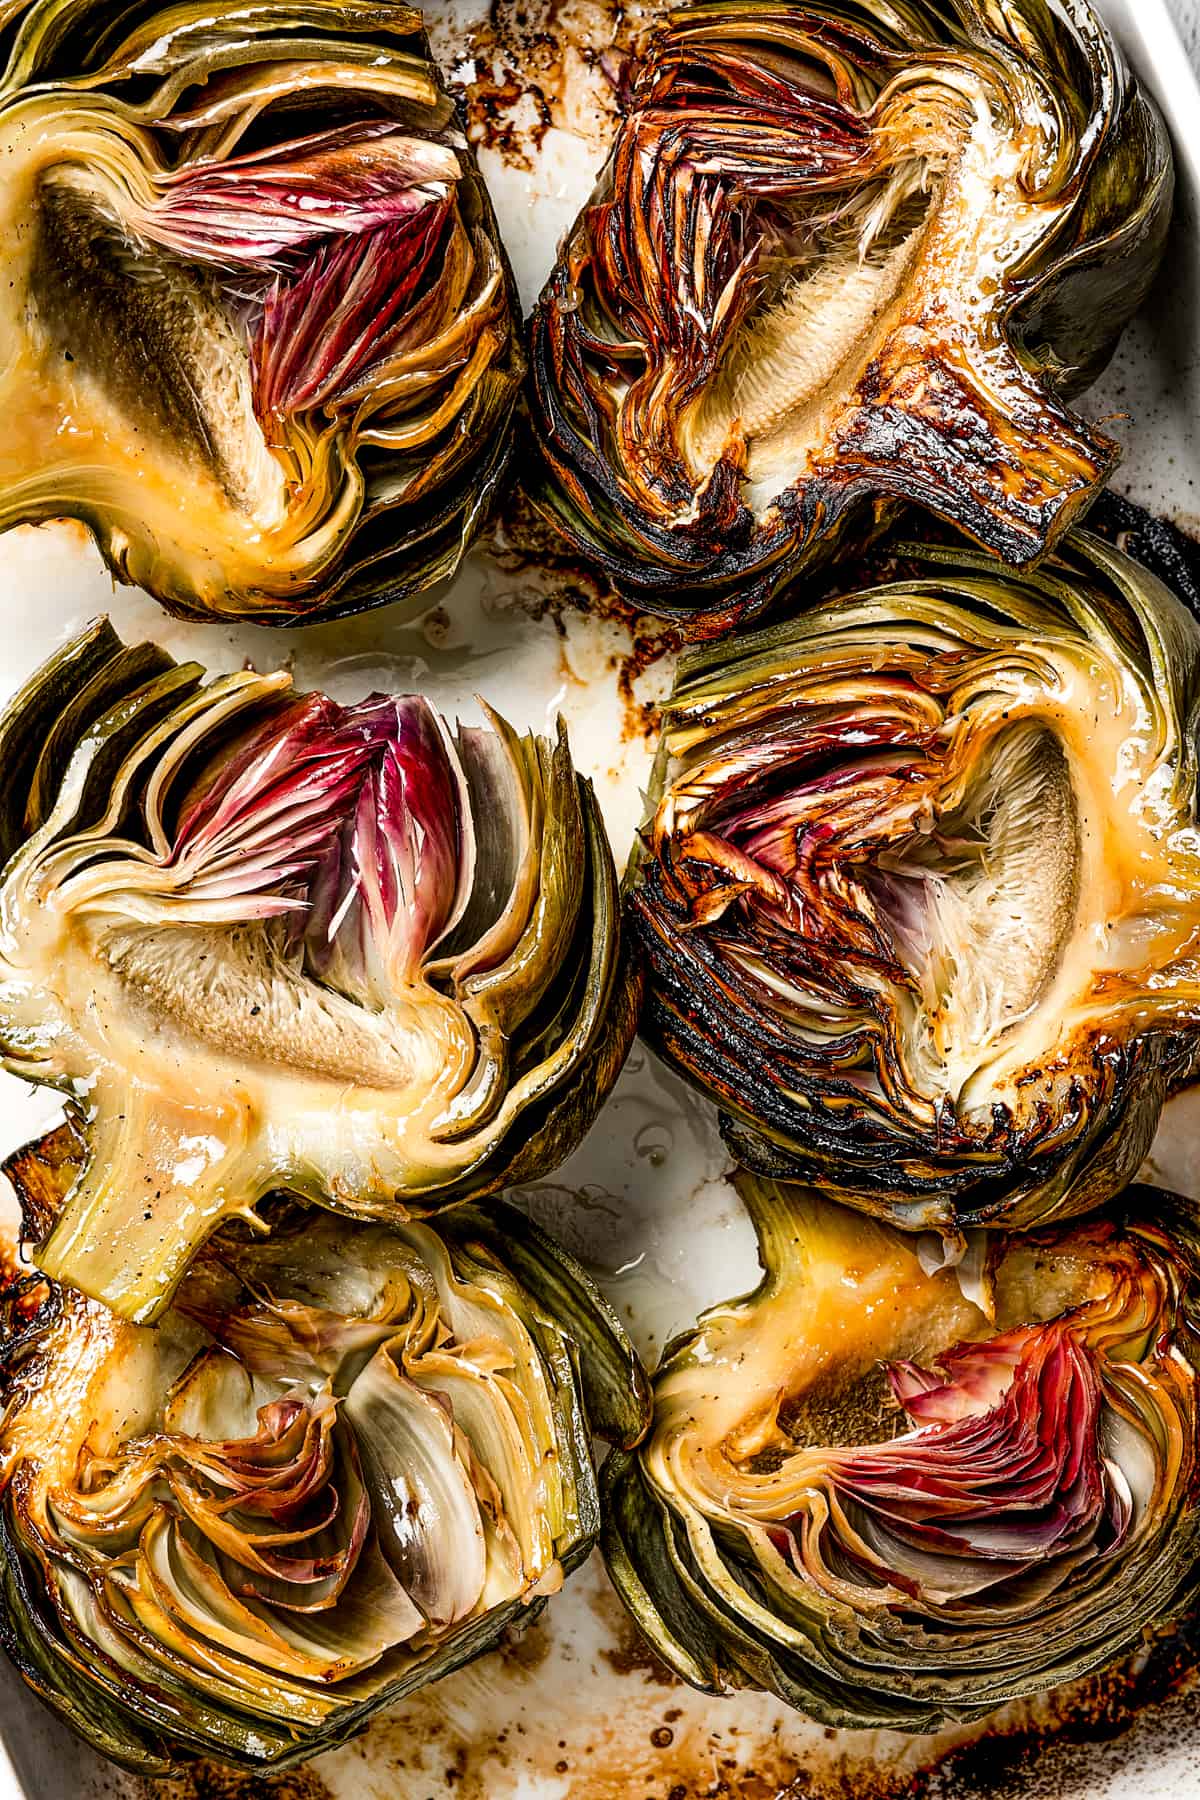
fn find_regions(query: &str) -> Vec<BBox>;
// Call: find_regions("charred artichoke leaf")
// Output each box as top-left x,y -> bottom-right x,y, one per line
0,1125 -> 649,1773
630,528 -> 1200,1231
0,0 -> 523,623
528,0 -> 1172,631
603,1172 -> 1200,1729
0,623 -> 634,1322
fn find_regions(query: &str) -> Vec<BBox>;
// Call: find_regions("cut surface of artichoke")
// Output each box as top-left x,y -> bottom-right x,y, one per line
528,0 -> 1173,631
603,1173 -> 1200,1729
0,1126 -> 649,1773
630,529 -> 1200,1230
0,622 -> 634,1321
0,0 -> 523,622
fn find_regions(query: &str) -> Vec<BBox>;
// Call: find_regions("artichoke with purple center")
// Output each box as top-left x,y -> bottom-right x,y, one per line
630,530 -> 1200,1232
0,621 -> 635,1320
603,1173 -> 1200,1728
0,0 -> 522,622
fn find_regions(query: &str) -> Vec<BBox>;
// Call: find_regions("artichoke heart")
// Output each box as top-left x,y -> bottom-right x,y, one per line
630,528 -> 1200,1231
603,1173 -> 1200,1728
0,0 -> 523,622
0,1125 -> 649,1773
0,622 -> 636,1322
529,0 -> 1173,631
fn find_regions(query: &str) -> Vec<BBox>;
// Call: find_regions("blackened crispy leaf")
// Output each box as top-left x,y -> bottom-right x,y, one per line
629,529 -> 1200,1230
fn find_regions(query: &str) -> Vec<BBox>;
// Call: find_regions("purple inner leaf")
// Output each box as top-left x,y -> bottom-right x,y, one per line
804,1322 -> 1127,1588
151,124 -> 455,269
253,202 -> 453,418
137,123 -> 461,419
170,692 -> 465,997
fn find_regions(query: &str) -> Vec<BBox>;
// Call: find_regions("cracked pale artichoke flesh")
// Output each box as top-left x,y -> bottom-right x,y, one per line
603,1174 -> 1200,1729
528,0 -> 1172,631
0,0 -> 522,622
0,621 -> 635,1322
629,528 -> 1200,1231
0,1125 -> 650,1773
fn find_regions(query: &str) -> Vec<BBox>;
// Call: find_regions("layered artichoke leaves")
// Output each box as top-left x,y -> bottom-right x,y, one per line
529,0 -> 1172,630
0,621 -> 636,1321
631,530 -> 1200,1233
0,0 -> 523,621
0,1124 -> 649,1772
0,0 -> 1194,1762
604,1174 -> 1200,1728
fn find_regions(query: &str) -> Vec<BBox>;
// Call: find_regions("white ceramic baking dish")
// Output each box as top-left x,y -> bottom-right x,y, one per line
0,1 -> 1197,1795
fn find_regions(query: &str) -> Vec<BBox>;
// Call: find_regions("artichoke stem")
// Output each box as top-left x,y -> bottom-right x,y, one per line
36,1081 -> 257,1323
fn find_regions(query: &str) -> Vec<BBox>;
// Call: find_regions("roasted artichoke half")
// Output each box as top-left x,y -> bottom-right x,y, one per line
0,1125 -> 649,1774
0,621 -> 635,1322
0,0 -> 522,622
529,0 -> 1172,631
629,530 -> 1200,1233
604,1173 -> 1200,1729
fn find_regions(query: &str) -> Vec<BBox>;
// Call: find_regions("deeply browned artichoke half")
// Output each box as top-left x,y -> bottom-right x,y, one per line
0,0 -> 522,623
529,0 -> 1172,632
629,530 -> 1200,1231
604,1174 -> 1200,1729
0,1126 -> 649,1773
0,621 -> 636,1322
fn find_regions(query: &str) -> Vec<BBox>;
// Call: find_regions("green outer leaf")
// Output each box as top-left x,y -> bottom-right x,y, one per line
443,1197 -> 652,1453
600,1450 -> 731,1694
0,620 -> 175,866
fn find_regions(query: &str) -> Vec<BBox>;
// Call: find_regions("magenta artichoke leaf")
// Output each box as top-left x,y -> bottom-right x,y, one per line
628,528 -> 1200,1232
603,1175 -> 1200,1729
527,0 -> 1173,633
0,1126 -> 649,1772
0,621 -> 634,1323
0,0 -> 523,623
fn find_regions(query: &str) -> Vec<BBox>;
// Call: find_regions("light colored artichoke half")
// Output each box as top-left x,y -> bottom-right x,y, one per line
603,1172 -> 1200,1729
0,620 -> 636,1322
0,1124 -> 649,1773
629,529 -> 1200,1232
529,0 -> 1172,632
0,0 -> 522,623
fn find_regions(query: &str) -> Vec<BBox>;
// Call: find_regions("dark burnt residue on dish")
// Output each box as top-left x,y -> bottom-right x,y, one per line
152,1765 -> 333,1800
444,0 -> 655,168
490,480 -> 680,745
898,1625 -> 1200,1800
137,1615 -> 1200,1800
